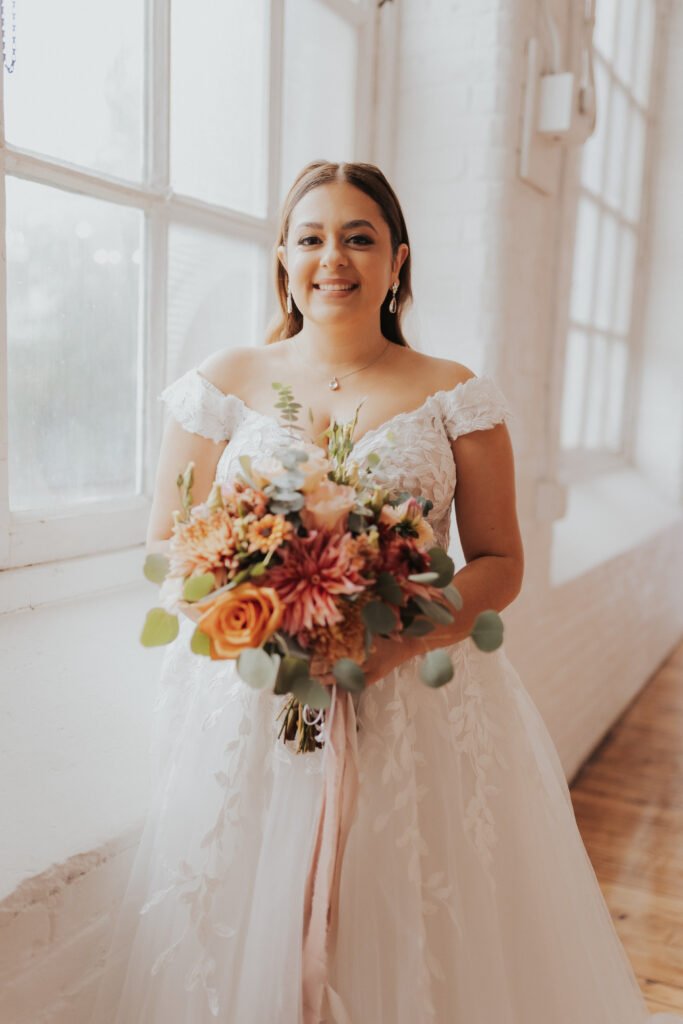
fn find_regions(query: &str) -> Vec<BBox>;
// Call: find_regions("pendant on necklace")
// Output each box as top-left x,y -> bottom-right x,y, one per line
328,377 -> 340,391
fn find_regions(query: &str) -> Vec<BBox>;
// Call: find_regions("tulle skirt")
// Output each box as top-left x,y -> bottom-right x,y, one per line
89,617 -> 681,1023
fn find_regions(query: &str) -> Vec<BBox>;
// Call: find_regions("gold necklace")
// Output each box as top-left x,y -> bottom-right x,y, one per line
292,337 -> 391,391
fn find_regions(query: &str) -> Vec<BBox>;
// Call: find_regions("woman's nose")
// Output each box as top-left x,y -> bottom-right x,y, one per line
321,239 -> 347,266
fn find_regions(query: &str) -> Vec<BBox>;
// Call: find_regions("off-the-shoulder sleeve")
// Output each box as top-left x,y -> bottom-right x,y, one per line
158,367 -> 244,443
435,374 -> 513,442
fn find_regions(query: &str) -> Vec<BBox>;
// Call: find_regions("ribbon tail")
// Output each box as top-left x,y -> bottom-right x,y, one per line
301,687 -> 360,1024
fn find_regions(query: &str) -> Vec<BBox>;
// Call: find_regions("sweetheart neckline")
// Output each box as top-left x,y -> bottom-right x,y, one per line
193,368 -> 486,451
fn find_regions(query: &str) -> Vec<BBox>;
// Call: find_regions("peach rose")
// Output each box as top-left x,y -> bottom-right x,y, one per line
250,455 -> 285,489
297,446 -> 332,493
300,480 -> 356,533
190,583 -> 283,660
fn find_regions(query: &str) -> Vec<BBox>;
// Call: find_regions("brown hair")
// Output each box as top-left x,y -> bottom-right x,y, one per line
263,160 -> 413,347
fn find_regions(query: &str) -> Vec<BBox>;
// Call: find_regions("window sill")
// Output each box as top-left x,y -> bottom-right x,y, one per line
0,544 -> 147,616
550,467 -> 683,586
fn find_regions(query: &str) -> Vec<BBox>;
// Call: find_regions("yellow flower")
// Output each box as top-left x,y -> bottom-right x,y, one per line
246,514 -> 293,554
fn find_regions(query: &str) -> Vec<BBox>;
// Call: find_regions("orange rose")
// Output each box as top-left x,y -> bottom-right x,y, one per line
191,583 -> 283,660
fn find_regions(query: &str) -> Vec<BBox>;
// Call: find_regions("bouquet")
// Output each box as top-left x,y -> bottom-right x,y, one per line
141,383 -> 503,753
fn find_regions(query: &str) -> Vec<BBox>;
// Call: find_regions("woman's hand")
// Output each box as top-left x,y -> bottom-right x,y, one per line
360,633 -> 427,687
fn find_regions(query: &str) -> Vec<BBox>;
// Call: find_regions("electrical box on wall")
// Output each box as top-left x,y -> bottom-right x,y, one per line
518,4 -> 597,195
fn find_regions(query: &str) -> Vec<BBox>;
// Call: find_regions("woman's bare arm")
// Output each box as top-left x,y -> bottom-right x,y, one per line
145,415 -> 228,553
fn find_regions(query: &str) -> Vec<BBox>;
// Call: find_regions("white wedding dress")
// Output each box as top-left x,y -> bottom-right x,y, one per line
90,366 -> 681,1024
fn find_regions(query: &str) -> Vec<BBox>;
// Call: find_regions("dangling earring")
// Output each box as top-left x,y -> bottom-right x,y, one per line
389,280 -> 399,314
286,280 -> 293,315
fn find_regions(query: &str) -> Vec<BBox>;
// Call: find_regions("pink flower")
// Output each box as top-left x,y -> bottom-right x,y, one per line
297,445 -> 332,493
300,480 -> 356,534
266,530 -> 369,636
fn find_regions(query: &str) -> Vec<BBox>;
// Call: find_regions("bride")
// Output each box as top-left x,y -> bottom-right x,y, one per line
91,160 -> 680,1023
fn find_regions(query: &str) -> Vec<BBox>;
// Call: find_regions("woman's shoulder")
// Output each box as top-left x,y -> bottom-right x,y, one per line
196,345 -> 262,397
397,349 -> 477,393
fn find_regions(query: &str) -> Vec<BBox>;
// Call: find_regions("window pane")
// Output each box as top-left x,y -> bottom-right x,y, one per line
167,225 -> 265,379
604,84 -> 628,209
614,225 -> 637,335
560,330 -> 589,450
280,0 -> 358,199
594,213 -> 619,332
623,108 -> 646,222
585,335 -> 609,449
593,0 -> 618,62
604,338 -> 628,451
171,0 -> 269,215
581,59 -> 609,195
570,197 -> 599,323
614,0 -> 639,84
633,0 -> 656,106
7,179 -> 143,511
3,0 -> 143,182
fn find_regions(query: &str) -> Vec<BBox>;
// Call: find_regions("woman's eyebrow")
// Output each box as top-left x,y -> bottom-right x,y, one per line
294,219 -> 378,232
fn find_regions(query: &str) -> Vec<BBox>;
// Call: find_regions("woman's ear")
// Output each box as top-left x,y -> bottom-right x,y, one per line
393,243 -> 409,279
277,244 -> 288,273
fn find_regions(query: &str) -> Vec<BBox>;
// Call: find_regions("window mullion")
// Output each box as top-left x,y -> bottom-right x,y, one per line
266,0 -> 284,226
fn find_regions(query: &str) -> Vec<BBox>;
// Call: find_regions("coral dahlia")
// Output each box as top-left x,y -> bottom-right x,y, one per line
266,530 -> 370,637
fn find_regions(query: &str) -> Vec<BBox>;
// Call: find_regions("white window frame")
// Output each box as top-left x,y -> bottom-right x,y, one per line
0,0 -> 380,574
552,0 -> 666,487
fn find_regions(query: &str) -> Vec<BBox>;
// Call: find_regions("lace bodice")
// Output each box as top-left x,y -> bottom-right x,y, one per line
159,366 -> 513,549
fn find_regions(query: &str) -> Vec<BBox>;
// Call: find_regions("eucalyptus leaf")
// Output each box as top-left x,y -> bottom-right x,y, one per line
143,552 -> 169,584
442,584 -> 463,610
402,618 -> 436,637
427,547 -> 455,587
361,600 -> 399,636
275,654 -> 312,696
290,675 -> 332,710
183,572 -> 216,602
407,571 -> 440,584
140,608 -> 179,647
332,658 -> 366,694
375,571 -> 403,605
470,610 -> 504,652
237,648 -> 281,690
413,595 -> 454,626
190,627 -> 212,656
419,649 -> 455,688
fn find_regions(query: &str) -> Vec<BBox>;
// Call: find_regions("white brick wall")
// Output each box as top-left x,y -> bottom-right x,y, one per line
391,0 -> 683,783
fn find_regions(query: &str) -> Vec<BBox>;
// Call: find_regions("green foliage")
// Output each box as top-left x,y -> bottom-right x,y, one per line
427,547 -> 455,587
361,600 -> 399,635
237,648 -> 282,689
143,552 -> 169,584
140,608 -> 179,647
290,675 -> 332,711
183,572 -> 216,602
470,610 -> 504,652
190,627 -> 212,656
375,571 -> 404,605
272,382 -> 305,437
419,649 -> 455,688
332,658 -> 366,694
175,462 -> 195,523
413,595 -> 454,626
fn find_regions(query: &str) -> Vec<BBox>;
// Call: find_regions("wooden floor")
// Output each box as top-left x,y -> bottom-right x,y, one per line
570,637 -> 683,1016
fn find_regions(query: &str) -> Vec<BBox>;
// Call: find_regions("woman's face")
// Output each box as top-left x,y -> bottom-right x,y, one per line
277,181 -> 408,327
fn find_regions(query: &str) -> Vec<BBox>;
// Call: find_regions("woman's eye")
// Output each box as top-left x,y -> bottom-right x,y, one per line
297,235 -> 372,246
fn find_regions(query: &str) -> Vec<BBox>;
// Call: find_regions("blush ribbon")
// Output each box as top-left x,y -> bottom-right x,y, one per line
301,686 -> 360,1024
